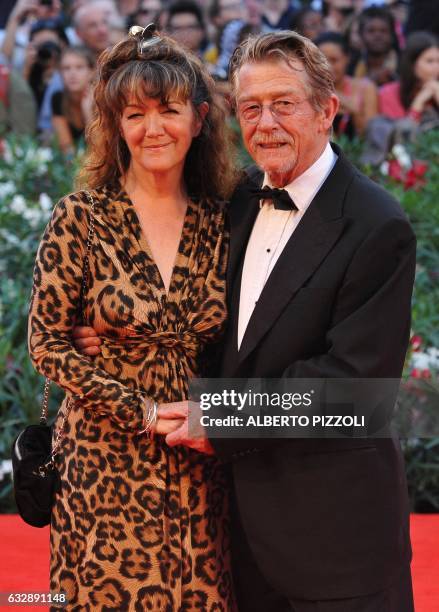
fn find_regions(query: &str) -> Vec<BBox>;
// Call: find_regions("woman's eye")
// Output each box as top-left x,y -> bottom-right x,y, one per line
163,108 -> 179,114
127,113 -> 142,119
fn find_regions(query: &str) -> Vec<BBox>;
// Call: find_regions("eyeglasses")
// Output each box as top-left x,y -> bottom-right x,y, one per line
238,99 -> 307,123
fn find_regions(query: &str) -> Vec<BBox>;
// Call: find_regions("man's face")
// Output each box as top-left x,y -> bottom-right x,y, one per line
263,0 -> 288,13
76,8 -> 111,54
362,18 -> 392,55
168,13 -> 204,52
136,0 -> 162,27
236,59 -> 336,187
218,0 -> 246,26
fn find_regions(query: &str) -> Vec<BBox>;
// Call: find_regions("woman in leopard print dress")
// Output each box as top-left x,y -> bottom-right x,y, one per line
28,29 -> 237,611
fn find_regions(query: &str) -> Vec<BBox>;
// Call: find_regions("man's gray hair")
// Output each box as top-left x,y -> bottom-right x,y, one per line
229,30 -> 335,112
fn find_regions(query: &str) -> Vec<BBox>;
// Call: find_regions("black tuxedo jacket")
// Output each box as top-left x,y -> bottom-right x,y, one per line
211,143 -> 416,601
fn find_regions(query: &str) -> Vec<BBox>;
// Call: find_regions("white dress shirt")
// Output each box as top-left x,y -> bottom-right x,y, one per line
237,142 -> 337,349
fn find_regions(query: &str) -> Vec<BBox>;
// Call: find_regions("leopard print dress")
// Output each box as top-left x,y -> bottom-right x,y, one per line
28,184 -> 235,611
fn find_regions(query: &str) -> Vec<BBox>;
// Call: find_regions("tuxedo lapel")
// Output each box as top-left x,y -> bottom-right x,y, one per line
237,147 -> 355,363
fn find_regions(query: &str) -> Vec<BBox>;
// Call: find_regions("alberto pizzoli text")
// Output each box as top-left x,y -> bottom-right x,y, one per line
200,414 -> 366,428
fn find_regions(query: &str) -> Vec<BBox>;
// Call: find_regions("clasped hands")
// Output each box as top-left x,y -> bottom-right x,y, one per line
72,326 -> 214,455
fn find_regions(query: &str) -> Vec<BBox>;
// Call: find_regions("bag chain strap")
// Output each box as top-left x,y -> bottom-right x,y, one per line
40,191 -> 96,472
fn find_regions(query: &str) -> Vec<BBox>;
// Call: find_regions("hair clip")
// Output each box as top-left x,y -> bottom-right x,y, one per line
129,23 -> 161,54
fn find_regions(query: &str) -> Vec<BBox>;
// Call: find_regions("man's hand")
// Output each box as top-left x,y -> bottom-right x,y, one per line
158,402 -> 215,455
72,325 -> 102,356
153,417 -> 185,436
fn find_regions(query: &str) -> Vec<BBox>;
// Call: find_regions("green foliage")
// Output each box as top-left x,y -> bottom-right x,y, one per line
341,133 -> 439,348
0,131 -> 438,512
0,137 -> 77,512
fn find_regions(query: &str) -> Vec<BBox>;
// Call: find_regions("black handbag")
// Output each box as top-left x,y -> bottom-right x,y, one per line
11,191 -> 96,528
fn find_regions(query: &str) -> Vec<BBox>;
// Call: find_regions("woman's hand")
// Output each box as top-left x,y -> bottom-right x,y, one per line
72,325 -> 102,356
411,80 -> 439,113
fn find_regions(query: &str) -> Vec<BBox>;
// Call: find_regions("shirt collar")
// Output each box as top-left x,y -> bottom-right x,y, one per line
262,142 -> 337,212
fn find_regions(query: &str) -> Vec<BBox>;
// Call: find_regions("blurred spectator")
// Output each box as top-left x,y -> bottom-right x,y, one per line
261,0 -> 296,31
379,31 -> 439,122
70,1 -> 88,12
0,0 -> 63,71
73,1 -> 114,59
386,0 -> 408,50
128,0 -> 162,28
214,0 -> 265,79
406,0 -> 439,38
316,31 -> 378,137
117,0 -> 139,16
208,0 -> 247,78
289,8 -> 323,40
166,1 -> 216,62
0,60 -> 37,135
323,0 -> 355,34
345,12 -> 363,74
24,19 -> 68,112
245,0 -> 264,29
209,0 -> 247,30
51,46 -> 95,155
355,6 -> 399,86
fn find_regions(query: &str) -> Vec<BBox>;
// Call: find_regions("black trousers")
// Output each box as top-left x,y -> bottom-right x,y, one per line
231,505 -> 414,612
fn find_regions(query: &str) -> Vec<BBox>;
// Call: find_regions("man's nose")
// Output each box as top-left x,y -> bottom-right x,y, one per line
257,105 -> 278,130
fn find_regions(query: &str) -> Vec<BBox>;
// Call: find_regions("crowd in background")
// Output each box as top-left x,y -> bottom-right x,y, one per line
0,0 -> 438,160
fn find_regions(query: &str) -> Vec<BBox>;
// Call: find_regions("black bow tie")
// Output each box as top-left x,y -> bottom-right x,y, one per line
249,186 -> 298,211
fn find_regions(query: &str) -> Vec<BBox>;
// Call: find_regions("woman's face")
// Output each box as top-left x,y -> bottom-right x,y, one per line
414,46 -> 439,84
60,53 -> 93,93
318,42 -> 348,84
120,96 -> 205,177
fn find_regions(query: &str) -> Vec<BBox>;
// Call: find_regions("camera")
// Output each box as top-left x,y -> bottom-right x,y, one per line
36,41 -> 61,63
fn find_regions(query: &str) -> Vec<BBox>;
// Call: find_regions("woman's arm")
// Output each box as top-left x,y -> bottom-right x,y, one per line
52,115 -> 75,155
28,194 -> 146,431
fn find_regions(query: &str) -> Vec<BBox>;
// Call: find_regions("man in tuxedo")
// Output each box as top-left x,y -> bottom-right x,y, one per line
74,31 -> 416,612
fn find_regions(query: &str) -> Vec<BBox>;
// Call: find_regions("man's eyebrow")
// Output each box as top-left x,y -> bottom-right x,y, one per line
237,91 -> 301,103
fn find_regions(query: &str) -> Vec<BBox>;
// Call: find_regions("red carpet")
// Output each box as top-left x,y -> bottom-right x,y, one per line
0,514 -> 437,610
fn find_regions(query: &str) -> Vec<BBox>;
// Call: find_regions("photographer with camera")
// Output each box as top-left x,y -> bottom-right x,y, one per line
0,0 -> 63,71
23,19 -> 67,115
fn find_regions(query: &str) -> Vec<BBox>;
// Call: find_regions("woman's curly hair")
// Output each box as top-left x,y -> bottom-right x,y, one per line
78,32 -> 238,200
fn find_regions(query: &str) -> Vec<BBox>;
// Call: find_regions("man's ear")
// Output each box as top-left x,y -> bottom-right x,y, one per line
319,94 -> 339,133
194,101 -> 209,136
